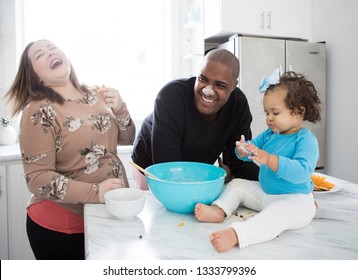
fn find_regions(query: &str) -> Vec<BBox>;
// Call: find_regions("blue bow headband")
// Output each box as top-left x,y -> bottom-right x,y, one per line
258,67 -> 282,93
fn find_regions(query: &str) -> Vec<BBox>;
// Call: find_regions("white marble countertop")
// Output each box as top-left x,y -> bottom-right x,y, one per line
84,174 -> 358,260
0,143 -> 22,163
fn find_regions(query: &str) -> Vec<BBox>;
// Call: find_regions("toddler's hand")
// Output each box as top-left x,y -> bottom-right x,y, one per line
235,135 -> 251,157
246,142 -> 268,166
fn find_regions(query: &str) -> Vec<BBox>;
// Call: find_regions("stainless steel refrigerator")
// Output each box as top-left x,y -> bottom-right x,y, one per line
217,35 -> 326,169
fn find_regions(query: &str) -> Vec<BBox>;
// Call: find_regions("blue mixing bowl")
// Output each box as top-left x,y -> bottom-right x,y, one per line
145,161 -> 226,214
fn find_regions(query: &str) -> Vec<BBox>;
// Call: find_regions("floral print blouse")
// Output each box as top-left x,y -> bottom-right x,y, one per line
20,89 -> 135,216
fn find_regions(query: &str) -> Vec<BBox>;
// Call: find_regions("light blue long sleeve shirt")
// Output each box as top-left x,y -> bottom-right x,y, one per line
236,128 -> 319,194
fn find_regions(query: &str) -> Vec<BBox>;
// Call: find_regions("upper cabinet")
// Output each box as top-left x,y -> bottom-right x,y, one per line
180,0 -> 204,77
204,0 -> 310,40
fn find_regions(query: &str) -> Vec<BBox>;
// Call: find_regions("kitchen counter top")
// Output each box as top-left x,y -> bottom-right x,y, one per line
84,174 -> 358,260
0,143 -> 22,163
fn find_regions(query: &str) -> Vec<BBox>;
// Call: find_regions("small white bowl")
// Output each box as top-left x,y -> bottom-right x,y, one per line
104,188 -> 146,219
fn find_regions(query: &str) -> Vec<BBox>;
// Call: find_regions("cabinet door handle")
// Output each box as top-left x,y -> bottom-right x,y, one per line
0,175 -> 2,197
266,11 -> 271,30
260,11 -> 265,30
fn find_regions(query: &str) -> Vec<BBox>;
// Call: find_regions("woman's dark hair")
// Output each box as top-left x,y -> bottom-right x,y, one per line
4,40 -> 91,117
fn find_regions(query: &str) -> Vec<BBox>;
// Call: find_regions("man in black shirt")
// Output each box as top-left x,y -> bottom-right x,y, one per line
131,49 -> 259,189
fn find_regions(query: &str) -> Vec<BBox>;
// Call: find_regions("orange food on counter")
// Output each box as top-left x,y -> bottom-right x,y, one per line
311,174 -> 335,191
178,218 -> 185,227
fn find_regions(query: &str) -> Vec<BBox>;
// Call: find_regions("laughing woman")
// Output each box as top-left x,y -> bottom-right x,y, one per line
4,40 -> 135,259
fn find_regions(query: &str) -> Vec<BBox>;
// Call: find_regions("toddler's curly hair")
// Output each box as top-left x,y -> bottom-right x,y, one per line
267,71 -> 321,123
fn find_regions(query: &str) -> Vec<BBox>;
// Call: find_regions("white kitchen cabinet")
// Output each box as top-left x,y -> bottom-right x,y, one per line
204,0 -> 310,40
180,0 -> 204,77
7,163 -> 34,259
0,165 -> 9,259
0,162 -> 34,260
117,145 -> 136,188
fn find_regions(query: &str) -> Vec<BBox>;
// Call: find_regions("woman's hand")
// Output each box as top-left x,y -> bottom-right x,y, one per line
98,178 -> 126,203
98,86 -> 124,113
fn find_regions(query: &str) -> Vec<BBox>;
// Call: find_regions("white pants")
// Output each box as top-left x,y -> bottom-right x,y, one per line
212,178 -> 316,248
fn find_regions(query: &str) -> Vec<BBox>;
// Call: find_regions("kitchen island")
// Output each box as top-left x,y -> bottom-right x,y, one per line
84,174 -> 358,260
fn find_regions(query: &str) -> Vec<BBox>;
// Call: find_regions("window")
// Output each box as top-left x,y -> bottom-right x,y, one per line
22,0 -> 169,121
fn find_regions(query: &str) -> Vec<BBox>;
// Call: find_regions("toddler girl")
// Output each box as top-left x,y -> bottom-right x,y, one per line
195,70 -> 321,252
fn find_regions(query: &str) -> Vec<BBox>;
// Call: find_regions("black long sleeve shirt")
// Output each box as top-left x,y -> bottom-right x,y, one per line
131,77 -> 259,180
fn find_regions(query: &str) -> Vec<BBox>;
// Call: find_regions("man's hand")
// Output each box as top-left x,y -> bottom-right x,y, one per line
218,156 -> 233,183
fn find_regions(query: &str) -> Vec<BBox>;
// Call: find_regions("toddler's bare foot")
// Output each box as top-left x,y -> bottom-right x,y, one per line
209,228 -> 238,253
194,203 -> 225,223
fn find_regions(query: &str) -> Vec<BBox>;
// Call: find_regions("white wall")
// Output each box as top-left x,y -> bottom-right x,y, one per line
0,0 -> 21,118
311,0 -> 358,183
